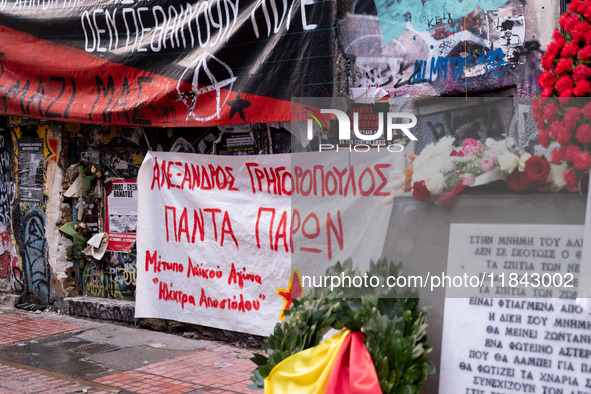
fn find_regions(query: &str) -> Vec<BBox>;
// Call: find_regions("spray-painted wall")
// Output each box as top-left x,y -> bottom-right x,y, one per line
0,128 -> 23,300
0,122 -> 61,305
338,0 -> 557,98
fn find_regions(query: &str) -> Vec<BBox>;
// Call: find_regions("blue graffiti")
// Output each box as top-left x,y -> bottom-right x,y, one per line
374,0 -> 511,41
23,209 -> 48,303
411,48 -> 506,83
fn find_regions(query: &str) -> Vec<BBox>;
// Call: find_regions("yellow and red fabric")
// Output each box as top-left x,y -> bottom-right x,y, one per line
265,329 -> 381,394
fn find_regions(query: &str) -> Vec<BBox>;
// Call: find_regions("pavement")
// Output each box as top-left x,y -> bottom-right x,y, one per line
0,305 -> 262,393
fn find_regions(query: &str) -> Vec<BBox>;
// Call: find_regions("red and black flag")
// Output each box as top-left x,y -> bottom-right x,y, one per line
0,0 -> 345,126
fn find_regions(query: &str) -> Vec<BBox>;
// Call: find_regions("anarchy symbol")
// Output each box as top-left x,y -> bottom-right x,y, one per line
177,53 -> 237,122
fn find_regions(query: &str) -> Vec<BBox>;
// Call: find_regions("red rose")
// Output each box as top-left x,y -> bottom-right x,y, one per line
524,156 -> 551,183
554,58 -> 573,75
538,131 -> 551,148
533,98 -> 546,119
564,168 -> 578,189
541,88 -> 554,97
561,42 -> 579,57
573,150 -> 591,170
565,145 -> 581,161
580,45 -> 591,60
550,119 -> 564,139
556,76 -> 575,93
564,107 -> 582,129
560,14 -> 569,29
412,181 -> 430,202
542,52 -> 556,70
574,79 -> 591,96
559,90 -> 574,97
551,149 -> 566,164
576,124 -> 591,144
552,28 -> 567,50
506,171 -> 530,192
564,15 -> 581,33
556,126 -> 573,145
542,103 -> 559,119
572,21 -> 591,42
539,71 -> 558,89
573,64 -> 591,80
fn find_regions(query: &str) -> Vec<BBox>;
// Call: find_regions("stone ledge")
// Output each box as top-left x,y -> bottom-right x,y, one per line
62,296 -> 136,323
60,296 -> 265,347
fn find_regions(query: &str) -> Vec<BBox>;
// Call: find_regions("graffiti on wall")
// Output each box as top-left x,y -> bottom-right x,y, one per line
373,0 -> 511,41
0,131 -> 14,224
338,0 -> 538,97
8,124 -> 59,304
0,223 -> 24,294
68,299 -> 135,323
22,208 -> 49,303
0,128 -> 24,296
82,249 -> 136,300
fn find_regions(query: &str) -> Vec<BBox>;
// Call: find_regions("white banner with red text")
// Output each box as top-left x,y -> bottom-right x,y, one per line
135,151 -> 397,335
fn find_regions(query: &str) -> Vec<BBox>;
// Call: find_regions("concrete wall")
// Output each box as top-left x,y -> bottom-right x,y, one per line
381,192 -> 587,393
338,0 -> 556,98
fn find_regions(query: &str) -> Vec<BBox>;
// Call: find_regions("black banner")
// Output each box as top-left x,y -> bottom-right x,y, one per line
0,0 -> 344,126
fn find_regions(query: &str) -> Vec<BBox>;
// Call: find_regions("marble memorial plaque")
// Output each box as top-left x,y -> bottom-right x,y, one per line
440,224 -> 591,394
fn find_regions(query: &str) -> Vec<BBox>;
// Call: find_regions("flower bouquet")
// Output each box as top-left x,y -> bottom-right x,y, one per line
388,137 -> 567,204
534,0 -> 591,191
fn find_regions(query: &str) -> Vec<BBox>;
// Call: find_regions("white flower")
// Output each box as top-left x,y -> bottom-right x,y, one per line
425,172 -> 445,195
412,137 -> 455,186
549,163 -> 567,192
497,151 -> 519,173
485,138 -> 496,148
518,152 -> 531,172
413,137 -> 455,173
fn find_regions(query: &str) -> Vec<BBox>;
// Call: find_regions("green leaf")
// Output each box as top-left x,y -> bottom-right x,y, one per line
250,353 -> 268,366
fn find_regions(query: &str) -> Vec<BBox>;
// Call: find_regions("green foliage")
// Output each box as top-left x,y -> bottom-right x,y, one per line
78,162 -> 102,194
250,258 -> 434,393
59,221 -> 91,251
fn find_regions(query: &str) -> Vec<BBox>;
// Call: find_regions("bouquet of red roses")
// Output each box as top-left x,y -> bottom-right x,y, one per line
535,0 -> 591,191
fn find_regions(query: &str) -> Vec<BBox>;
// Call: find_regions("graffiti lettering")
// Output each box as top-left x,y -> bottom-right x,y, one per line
0,131 -> 13,224
23,209 -> 49,303
411,48 -> 506,83
68,300 -> 136,323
